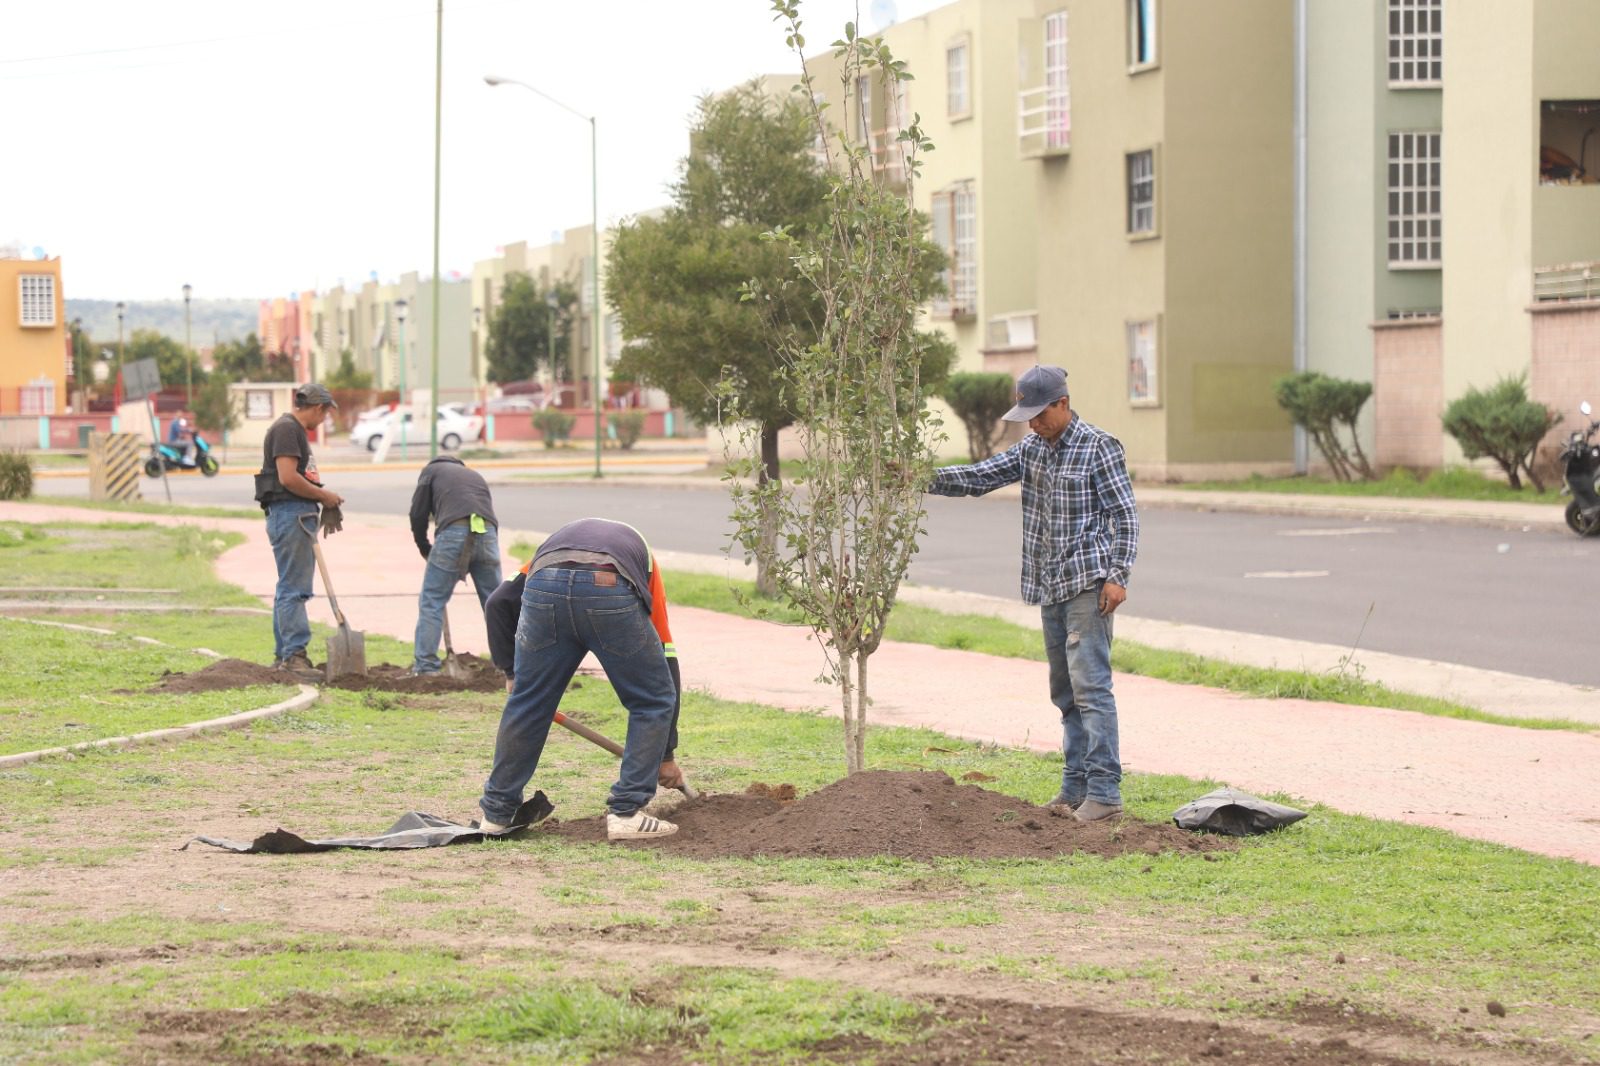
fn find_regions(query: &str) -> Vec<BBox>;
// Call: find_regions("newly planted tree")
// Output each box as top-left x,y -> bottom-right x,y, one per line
728,2 -> 949,774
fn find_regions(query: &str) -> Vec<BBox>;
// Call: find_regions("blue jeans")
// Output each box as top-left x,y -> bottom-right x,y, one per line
1042,582 -> 1122,806
413,523 -> 503,673
265,500 -> 320,662
480,568 -> 677,823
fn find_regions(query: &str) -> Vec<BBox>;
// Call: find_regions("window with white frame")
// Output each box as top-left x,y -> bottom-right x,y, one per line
946,40 -> 970,118
1044,11 -> 1070,150
18,274 -> 55,327
1127,0 -> 1157,70
1388,0 -> 1442,86
1126,320 -> 1158,406
953,183 -> 976,313
1387,131 -> 1441,266
929,181 -> 977,317
19,378 -> 55,415
1127,150 -> 1155,235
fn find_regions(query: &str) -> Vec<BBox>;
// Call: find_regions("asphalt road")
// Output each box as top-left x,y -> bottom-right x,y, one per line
36,461 -> 1600,686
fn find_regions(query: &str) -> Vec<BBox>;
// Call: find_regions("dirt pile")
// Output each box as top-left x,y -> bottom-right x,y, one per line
145,659 -> 291,694
543,770 -> 1232,861
323,656 -> 504,694
147,655 -> 505,695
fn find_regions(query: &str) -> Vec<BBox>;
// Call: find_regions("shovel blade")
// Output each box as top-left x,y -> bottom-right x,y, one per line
324,623 -> 367,681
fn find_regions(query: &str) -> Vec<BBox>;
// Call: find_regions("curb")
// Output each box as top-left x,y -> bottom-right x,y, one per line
0,618 -> 319,769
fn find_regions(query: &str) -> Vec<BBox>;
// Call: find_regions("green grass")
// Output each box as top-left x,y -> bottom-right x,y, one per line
0,521 -> 256,606
662,569 -> 1587,733
0,618 -> 300,755
3,513 -> 1598,1062
1174,466 -> 1559,502
8,495 -> 264,520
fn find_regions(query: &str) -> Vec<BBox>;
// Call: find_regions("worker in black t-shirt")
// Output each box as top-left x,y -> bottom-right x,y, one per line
254,383 -> 345,681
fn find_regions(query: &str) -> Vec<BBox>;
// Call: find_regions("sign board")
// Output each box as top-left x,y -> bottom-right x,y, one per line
121,358 -> 162,403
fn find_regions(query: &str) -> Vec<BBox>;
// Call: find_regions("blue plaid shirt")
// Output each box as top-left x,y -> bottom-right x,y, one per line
928,415 -> 1139,605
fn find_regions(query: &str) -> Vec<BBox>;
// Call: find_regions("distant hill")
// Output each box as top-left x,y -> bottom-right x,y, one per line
65,298 -> 259,347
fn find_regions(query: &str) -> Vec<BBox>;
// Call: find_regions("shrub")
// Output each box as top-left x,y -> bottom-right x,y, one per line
941,372 -> 1015,462
1440,373 -> 1559,491
1274,371 -> 1374,482
608,410 -> 647,450
191,377 -> 241,445
0,451 -> 34,501
531,409 -> 575,449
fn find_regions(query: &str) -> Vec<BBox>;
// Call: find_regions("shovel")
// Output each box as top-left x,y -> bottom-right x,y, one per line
553,709 -> 699,801
440,610 -> 468,682
302,515 -> 366,681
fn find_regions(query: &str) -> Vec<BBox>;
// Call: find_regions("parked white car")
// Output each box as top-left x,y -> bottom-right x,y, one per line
349,407 -> 483,452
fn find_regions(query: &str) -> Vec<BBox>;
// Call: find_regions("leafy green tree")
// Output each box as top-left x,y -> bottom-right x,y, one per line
125,329 -> 198,391
324,350 -> 373,391
727,6 -> 951,773
1441,373 -> 1559,491
608,78 -> 952,593
484,274 -> 577,385
210,333 -> 292,383
191,376 -> 240,451
1274,371 -> 1375,482
942,372 -> 1016,462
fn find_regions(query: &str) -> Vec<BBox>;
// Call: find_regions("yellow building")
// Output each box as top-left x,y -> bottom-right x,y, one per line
0,253 -> 68,415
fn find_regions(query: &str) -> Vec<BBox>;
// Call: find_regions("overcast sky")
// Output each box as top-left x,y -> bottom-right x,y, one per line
3,0 -> 940,301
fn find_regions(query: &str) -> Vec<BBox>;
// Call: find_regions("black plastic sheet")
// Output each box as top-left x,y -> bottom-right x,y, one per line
183,793 -> 552,854
1172,788 -> 1307,837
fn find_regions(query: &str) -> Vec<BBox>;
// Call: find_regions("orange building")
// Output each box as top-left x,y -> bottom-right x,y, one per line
0,254 -> 68,414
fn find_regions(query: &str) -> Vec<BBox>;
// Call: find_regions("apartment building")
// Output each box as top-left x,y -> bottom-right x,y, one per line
0,253 -> 68,415
1023,0 -> 1295,479
805,0 -> 1040,458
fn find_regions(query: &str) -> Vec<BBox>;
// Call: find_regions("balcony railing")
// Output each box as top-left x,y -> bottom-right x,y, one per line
1534,261 -> 1600,302
1018,85 -> 1071,158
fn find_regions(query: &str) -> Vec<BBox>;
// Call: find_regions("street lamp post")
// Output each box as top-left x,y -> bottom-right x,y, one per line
484,73 -> 603,479
181,283 -> 193,406
545,288 -> 558,394
471,306 -> 483,387
396,299 -> 410,460
115,301 -> 125,407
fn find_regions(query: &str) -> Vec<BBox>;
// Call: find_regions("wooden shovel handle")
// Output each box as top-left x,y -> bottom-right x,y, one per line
300,514 -> 348,629
552,711 -> 699,800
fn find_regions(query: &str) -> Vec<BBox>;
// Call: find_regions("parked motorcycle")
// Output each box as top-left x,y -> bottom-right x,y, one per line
145,433 -> 220,478
1559,400 -> 1600,537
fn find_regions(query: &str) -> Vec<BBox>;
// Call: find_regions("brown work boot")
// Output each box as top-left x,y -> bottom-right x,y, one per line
277,651 -> 323,683
1073,799 -> 1124,823
1045,791 -> 1083,811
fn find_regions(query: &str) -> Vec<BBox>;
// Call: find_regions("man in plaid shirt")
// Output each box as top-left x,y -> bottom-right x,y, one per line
927,365 -> 1139,822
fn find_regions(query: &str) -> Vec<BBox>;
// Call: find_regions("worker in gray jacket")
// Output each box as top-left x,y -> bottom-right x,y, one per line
409,455 -> 502,675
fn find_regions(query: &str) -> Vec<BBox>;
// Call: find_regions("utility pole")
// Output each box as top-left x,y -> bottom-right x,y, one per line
182,283 -> 193,406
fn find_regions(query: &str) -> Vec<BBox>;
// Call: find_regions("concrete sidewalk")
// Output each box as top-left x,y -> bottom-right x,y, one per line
5,501 -> 1597,866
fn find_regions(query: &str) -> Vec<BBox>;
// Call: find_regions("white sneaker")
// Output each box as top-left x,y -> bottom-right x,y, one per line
606,810 -> 678,840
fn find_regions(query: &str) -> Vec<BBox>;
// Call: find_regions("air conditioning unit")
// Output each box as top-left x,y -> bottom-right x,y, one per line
985,312 -> 1037,350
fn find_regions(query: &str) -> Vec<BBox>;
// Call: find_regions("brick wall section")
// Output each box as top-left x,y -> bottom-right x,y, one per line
1372,318 -> 1444,470
1529,303 -> 1600,470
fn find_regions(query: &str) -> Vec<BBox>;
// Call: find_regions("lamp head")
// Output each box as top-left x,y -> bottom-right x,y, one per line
484,75 -> 506,87
182,283 -> 192,300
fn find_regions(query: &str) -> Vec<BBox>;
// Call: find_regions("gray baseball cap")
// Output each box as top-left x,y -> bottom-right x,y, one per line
293,382 -> 338,409
1001,365 -> 1069,421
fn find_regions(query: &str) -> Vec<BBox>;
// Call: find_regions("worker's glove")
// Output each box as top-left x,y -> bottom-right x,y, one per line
318,503 -> 344,539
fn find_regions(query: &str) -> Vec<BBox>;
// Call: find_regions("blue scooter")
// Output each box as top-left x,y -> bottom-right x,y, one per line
145,432 -> 220,477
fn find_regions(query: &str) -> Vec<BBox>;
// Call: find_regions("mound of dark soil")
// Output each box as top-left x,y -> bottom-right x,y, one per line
542,770 -> 1232,861
323,656 -> 503,694
145,659 -> 291,694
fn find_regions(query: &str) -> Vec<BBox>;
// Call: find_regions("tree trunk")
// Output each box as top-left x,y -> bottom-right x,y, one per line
839,650 -> 862,775
756,424 -> 781,597
854,652 -> 869,773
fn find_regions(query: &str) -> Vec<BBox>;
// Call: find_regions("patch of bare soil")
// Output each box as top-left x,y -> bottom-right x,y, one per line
145,659 -> 289,694
542,770 -> 1234,860
135,992 -> 420,1064
324,655 -> 504,694
594,993 -> 1434,1066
